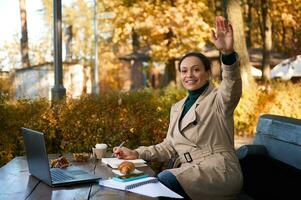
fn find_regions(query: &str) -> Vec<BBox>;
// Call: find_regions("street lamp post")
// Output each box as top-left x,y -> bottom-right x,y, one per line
51,0 -> 66,101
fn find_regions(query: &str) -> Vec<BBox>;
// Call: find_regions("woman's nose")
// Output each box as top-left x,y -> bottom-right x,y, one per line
187,70 -> 193,77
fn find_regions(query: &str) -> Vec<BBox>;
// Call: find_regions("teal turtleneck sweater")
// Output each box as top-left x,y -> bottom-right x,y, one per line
180,81 -> 209,121
179,51 -> 237,122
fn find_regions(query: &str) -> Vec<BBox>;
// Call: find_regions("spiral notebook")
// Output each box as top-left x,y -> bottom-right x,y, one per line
99,177 -> 183,198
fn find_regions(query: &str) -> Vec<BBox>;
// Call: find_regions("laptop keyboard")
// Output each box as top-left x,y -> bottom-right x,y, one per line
51,169 -> 74,182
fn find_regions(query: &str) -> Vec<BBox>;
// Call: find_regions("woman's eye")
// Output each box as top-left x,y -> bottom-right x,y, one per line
181,70 -> 187,73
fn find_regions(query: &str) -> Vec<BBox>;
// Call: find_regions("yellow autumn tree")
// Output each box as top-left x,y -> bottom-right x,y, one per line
40,0 -> 216,89
243,0 -> 301,55
102,0 -> 214,86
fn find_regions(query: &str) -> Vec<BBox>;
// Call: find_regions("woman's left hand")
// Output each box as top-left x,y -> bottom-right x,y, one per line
211,16 -> 234,55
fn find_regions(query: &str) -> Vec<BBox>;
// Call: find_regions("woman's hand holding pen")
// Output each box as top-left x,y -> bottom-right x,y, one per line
113,146 -> 139,160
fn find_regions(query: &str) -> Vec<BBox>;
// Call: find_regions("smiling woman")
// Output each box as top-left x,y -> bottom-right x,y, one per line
113,16 -> 243,200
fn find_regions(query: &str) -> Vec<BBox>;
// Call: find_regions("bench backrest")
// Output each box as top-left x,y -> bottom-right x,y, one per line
254,114 -> 301,170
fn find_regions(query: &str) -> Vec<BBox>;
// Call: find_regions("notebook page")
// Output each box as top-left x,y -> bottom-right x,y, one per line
99,177 -> 183,198
129,181 -> 183,198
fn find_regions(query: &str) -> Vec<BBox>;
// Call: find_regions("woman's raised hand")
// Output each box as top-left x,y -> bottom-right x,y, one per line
113,146 -> 139,160
211,16 -> 234,55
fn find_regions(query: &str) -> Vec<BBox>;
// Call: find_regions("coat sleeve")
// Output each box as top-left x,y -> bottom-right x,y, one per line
135,106 -> 177,162
215,54 -> 242,117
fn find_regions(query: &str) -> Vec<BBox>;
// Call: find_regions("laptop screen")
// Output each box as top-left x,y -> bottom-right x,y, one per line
22,127 -> 52,185
22,127 -> 102,187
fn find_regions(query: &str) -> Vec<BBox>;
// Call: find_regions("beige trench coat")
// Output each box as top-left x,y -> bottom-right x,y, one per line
135,59 -> 243,200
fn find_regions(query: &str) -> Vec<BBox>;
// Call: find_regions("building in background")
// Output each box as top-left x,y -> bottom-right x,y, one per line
10,62 -> 91,100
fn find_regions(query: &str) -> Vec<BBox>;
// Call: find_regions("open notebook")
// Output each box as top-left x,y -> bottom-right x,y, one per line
101,158 -> 147,168
99,177 -> 183,198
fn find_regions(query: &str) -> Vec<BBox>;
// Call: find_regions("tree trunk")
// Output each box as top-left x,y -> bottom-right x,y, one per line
246,0 -> 253,48
65,25 -> 73,62
208,0 -> 216,13
132,29 -> 140,53
130,60 -> 145,90
282,21 -> 286,51
161,26 -> 177,87
82,64 -> 88,95
161,58 -> 176,87
291,27 -> 297,57
19,0 -> 30,68
208,0 -> 223,16
261,0 -> 271,81
225,0 -> 254,88
130,30 -> 145,90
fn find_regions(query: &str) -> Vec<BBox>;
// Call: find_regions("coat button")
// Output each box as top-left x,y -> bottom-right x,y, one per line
192,121 -> 197,125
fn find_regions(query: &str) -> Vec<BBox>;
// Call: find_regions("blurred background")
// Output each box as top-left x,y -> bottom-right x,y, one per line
0,0 -> 300,166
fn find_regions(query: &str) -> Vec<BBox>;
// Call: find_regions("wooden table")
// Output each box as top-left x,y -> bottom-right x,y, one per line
0,155 -> 158,200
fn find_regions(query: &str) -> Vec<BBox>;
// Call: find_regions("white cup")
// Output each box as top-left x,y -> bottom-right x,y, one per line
92,143 -> 107,159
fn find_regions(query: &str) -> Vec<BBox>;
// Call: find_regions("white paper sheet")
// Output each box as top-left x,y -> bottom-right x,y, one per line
129,181 -> 183,198
99,177 -> 183,198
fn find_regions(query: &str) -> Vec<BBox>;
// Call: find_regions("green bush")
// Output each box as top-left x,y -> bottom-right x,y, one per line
234,80 -> 301,136
56,87 -> 185,153
267,81 -> 301,118
0,87 -> 186,167
1,82 -> 300,167
0,97 -> 54,165
234,84 -> 272,136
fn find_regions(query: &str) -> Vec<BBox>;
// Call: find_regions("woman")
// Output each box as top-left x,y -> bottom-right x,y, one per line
113,16 -> 243,200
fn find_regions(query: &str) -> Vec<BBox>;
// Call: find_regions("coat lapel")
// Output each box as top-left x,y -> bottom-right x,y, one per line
180,104 -> 197,132
171,97 -> 186,124
180,84 -> 214,132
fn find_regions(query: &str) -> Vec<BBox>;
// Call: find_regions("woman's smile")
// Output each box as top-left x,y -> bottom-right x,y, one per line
185,79 -> 198,85
180,56 -> 210,91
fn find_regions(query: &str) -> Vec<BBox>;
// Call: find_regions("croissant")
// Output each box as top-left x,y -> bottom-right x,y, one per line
118,161 -> 135,175
50,156 -> 70,168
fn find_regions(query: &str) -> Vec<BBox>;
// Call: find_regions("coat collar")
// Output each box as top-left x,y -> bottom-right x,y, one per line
173,97 -> 186,113
177,84 -> 214,131
195,84 -> 214,106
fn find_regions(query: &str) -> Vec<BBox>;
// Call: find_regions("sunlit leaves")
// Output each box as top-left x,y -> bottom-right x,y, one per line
247,0 -> 301,53
103,0 -> 213,62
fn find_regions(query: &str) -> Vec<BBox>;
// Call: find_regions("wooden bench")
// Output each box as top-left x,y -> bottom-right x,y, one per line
236,114 -> 301,200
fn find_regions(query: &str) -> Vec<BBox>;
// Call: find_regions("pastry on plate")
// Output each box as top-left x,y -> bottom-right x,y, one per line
118,161 -> 135,175
50,156 -> 70,168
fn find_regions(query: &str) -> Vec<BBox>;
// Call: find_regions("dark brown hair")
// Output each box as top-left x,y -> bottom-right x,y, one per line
178,52 -> 211,72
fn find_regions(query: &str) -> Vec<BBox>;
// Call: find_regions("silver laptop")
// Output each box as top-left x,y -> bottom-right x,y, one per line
22,127 -> 101,187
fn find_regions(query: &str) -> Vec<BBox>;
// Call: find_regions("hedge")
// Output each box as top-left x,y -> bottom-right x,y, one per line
1,81 -> 300,167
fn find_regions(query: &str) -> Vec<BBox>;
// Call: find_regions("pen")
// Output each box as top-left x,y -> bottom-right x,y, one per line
111,141 -> 125,157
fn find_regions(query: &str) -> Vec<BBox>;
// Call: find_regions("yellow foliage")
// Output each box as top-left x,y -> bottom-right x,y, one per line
234,81 -> 301,136
267,81 -> 301,118
104,0 -> 213,62
1,82 -> 301,166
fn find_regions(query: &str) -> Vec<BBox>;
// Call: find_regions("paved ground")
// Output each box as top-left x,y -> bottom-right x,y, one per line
234,136 -> 254,149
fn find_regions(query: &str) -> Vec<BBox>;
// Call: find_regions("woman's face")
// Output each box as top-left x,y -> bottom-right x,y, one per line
179,56 -> 210,91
